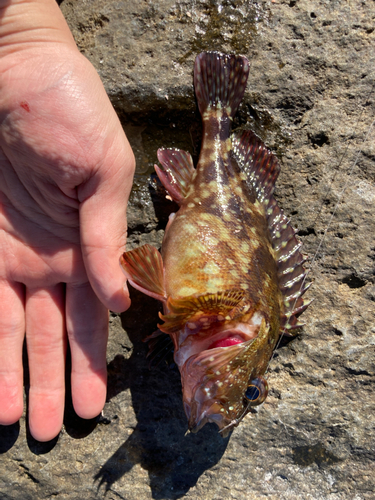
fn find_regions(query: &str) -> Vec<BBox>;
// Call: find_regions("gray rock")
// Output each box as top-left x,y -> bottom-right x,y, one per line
1,0 -> 374,499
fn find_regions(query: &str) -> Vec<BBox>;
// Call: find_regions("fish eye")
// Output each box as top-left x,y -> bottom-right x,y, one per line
245,377 -> 268,406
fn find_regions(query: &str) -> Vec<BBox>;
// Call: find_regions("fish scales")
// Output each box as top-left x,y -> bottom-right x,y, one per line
121,51 -> 310,435
162,114 -> 281,316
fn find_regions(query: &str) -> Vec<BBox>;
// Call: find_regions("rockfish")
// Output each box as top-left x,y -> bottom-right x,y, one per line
121,51 -> 310,435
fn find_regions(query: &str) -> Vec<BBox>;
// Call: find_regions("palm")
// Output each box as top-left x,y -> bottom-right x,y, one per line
0,44 -> 135,441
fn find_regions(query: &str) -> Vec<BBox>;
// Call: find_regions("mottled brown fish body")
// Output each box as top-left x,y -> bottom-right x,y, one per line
162,106 -> 282,344
120,52 -> 310,435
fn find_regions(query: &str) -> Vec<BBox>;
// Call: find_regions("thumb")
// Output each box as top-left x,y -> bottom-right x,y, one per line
79,134 -> 135,313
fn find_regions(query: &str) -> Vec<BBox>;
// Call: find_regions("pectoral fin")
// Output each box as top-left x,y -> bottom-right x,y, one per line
120,244 -> 166,301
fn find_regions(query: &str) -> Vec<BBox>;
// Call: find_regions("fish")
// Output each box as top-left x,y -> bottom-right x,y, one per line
120,51 -> 310,436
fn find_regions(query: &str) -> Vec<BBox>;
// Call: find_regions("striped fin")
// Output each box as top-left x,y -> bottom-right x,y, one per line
158,289 -> 248,334
155,148 -> 195,205
232,131 -> 310,331
120,244 -> 166,301
266,198 -> 311,331
194,51 -> 249,117
232,130 -> 280,204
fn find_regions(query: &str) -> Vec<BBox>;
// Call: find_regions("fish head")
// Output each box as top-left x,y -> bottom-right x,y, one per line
173,313 -> 274,435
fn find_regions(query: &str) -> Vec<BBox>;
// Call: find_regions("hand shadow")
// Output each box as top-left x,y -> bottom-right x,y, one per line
95,287 -> 229,499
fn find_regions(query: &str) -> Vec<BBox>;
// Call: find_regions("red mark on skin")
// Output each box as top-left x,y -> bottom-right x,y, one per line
20,101 -> 30,112
209,336 -> 243,349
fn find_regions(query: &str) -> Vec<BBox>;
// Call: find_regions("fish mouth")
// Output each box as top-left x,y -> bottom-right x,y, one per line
173,315 -> 261,368
175,318 -> 264,433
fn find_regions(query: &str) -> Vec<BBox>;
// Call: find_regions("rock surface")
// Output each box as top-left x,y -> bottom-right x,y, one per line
1,1 -> 374,499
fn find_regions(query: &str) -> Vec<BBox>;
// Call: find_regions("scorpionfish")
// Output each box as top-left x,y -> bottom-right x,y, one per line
121,51 -> 310,435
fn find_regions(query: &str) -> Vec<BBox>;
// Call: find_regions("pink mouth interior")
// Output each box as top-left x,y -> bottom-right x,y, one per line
208,336 -> 244,349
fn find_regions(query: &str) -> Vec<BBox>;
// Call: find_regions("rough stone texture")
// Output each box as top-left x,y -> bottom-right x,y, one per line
1,1 -> 374,499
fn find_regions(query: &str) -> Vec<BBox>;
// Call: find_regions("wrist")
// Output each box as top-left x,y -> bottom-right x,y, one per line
0,0 -> 76,58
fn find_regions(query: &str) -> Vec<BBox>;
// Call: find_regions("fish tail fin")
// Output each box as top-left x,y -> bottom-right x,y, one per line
194,51 -> 249,117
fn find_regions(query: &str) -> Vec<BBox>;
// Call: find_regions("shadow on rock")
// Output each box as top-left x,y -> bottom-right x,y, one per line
95,288 -> 229,499
0,422 -> 20,453
63,350 -> 101,440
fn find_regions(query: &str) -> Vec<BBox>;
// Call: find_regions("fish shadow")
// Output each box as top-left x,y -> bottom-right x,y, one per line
95,288 -> 229,499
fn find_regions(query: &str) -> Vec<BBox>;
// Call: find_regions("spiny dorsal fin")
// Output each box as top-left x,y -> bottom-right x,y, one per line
231,131 -> 310,331
120,244 -> 166,301
158,289 -> 249,334
267,196 -> 311,331
232,130 -> 280,204
155,148 -> 195,205
194,52 -> 249,117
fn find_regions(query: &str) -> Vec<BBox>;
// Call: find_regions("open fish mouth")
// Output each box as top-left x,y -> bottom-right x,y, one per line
177,325 -> 261,433
173,312 -> 263,368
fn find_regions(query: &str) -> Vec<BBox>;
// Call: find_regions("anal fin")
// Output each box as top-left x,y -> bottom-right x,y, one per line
155,148 -> 195,204
120,244 -> 166,301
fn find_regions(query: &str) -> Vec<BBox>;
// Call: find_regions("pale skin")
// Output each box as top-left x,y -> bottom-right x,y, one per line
0,0 -> 135,440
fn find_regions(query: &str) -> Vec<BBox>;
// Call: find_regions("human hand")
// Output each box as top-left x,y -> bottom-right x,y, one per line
0,0 -> 135,440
